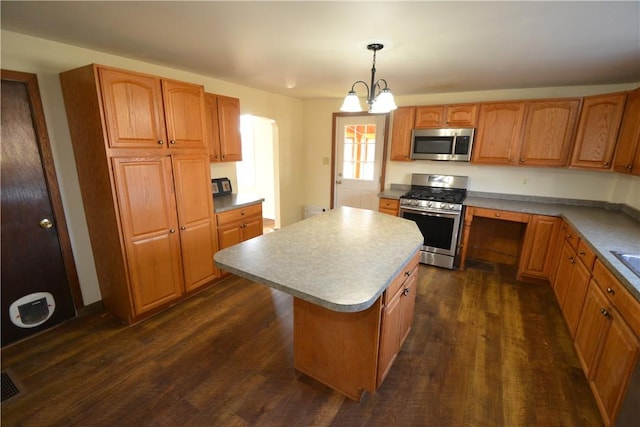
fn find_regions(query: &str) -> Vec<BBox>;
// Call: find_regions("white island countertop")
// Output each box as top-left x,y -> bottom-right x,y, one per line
214,207 -> 423,312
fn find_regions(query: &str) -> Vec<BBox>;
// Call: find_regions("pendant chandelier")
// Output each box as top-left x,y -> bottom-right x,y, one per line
340,43 -> 398,114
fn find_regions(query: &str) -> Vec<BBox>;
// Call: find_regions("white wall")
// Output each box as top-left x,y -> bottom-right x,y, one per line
302,86 -> 640,209
1,30 -> 305,305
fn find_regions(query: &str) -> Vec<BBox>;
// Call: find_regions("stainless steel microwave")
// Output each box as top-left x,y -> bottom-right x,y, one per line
410,128 -> 475,161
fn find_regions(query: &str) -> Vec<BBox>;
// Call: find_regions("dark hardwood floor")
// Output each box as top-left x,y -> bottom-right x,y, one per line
1,262 -> 603,426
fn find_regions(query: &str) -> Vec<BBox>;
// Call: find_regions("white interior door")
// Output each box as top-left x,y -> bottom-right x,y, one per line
334,115 -> 386,210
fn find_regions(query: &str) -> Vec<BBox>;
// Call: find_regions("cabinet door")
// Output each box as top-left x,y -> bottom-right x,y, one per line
112,157 -> 184,315
161,79 -> 207,150
519,99 -> 581,167
562,257 -> 591,337
571,93 -> 626,170
591,310 -> 640,426
377,288 -> 402,387
399,265 -> 418,347
575,282 -> 612,377
414,106 -> 444,128
217,95 -> 242,161
518,215 -> 560,279
613,88 -> 640,174
446,104 -> 478,127
99,68 -> 167,149
172,154 -> 219,292
390,107 -> 415,161
553,240 -> 576,306
472,102 -> 526,164
204,93 -> 222,162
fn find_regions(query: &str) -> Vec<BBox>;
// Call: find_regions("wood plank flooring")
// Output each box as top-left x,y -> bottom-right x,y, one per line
1,263 -> 603,426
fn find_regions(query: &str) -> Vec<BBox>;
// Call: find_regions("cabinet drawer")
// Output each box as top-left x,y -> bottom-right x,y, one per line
576,240 -> 596,270
560,223 -> 579,250
379,198 -> 399,211
593,259 -> 640,337
472,207 -> 530,223
216,203 -> 262,226
385,252 -> 420,303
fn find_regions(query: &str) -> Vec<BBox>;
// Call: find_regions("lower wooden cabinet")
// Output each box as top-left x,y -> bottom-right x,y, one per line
293,252 -> 419,400
517,215 -> 561,282
377,260 -> 418,387
215,203 -> 263,250
573,260 -> 640,426
378,198 -> 400,216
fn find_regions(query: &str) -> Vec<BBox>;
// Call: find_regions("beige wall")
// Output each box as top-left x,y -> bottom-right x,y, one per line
1,30 -> 305,305
302,85 -> 640,209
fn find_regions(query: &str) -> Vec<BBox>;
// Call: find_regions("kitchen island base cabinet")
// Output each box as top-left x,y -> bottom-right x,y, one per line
293,252 -> 419,401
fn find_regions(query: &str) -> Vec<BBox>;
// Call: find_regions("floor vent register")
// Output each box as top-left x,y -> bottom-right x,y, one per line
1,371 -> 20,401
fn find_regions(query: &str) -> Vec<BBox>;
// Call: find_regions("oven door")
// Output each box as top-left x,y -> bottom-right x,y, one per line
399,206 -> 462,257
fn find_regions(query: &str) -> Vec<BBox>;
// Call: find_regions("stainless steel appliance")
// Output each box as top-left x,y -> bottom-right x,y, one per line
410,128 -> 475,161
399,174 -> 469,269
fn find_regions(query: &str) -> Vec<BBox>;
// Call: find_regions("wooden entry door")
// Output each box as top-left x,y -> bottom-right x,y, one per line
1,70 -> 80,347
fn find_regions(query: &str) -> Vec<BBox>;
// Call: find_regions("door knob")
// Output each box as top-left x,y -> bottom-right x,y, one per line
39,218 -> 53,229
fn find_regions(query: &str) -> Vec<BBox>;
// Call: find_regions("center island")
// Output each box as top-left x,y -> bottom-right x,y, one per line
214,206 -> 423,400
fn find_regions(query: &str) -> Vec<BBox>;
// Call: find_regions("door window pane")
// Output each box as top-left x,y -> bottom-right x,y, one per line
342,124 -> 376,180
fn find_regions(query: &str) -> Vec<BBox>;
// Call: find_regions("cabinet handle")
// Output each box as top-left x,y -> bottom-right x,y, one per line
170,140 -> 176,145
169,228 -> 176,233
600,308 -> 610,318
607,287 -> 615,295
158,140 -> 164,145
579,251 -> 585,256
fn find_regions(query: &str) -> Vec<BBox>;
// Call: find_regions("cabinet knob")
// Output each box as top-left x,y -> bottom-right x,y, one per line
403,288 -> 410,296
180,226 -> 186,230
170,140 -> 176,145
607,287 -> 615,295
495,213 -> 501,217
405,271 -> 411,277
39,218 -> 53,229
600,308 -> 610,318
169,228 -> 176,233
222,155 -> 226,159
158,140 -> 164,145
579,251 -> 586,256
603,162 -> 609,167
519,158 -> 526,163
569,256 -> 575,264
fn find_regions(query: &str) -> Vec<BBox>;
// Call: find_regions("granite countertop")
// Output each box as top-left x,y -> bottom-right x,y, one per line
464,195 -> 640,299
213,193 -> 264,213
214,206 -> 423,312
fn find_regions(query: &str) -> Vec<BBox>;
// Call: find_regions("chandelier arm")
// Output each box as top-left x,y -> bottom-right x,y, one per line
350,80 -> 371,97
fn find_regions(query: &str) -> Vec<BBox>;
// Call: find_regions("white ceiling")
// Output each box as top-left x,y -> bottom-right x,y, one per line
2,1 -> 639,99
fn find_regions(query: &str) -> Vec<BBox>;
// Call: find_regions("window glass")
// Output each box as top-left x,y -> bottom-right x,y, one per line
342,123 -> 376,180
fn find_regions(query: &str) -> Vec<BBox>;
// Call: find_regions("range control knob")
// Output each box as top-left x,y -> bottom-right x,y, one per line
427,202 -> 433,208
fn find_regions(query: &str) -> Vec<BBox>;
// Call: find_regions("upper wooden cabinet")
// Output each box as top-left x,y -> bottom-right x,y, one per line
414,103 -> 478,128
570,92 -> 627,170
472,101 -> 526,164
519,99 -> 581,167
99,67 -> 206,151
204,93 -> 242,162
613,88 -> 640,175
390,106 -> 415,161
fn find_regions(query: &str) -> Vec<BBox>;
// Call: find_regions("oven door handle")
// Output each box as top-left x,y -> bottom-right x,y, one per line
400,207 -> 461,217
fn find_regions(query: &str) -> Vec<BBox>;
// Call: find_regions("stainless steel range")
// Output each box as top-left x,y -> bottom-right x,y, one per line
399,174 -> 469,269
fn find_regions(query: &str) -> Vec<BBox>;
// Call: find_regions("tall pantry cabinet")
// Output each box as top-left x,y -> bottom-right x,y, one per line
60,64 -> 219,324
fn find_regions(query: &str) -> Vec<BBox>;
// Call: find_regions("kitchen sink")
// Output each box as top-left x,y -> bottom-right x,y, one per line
611,251 -> 640,279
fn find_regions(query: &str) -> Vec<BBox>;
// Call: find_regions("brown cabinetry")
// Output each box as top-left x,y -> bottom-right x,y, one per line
414,103 -> 478,128
570,92 -> 627,170
204,93 -> 242,162
216,203 -> 263,250
377,260 -> 418,386
293,252 -> 419,400
378,198 -> 400,216
60,64 -> 218,323
472,101 -> 527,164
519,99 -> 581,167
389,106 -> 415,161
517,215 -> 561,282
574,260 -> 640,426
613,87 -> 640,175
